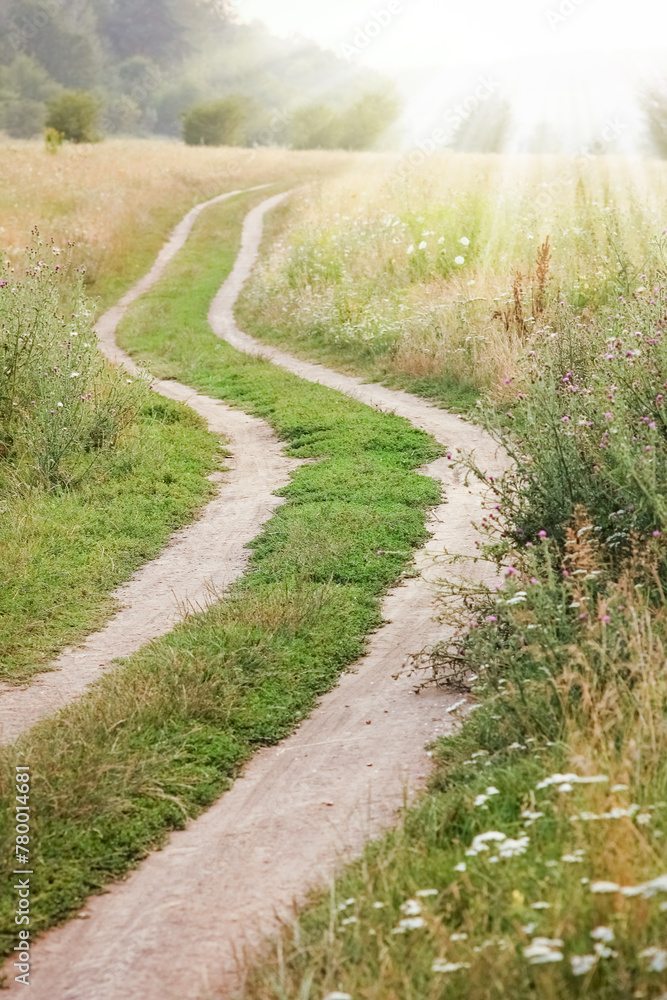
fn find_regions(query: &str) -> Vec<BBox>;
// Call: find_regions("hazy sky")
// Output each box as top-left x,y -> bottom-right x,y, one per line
233,0 -> 667,151
233,0 -> 667,71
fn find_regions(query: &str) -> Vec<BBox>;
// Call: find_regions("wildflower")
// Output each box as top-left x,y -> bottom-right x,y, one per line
393,916 -> 426,932
654,531 -> 661,538
571,955 -> 597,976
432,960 -> 470,973
372,901 -> 385,909
499,837 -> 529,858
416,889 -> 438,898
524,938 -> 564,964
591,927 -> 614,943
454,862 -> 467,872
324,993 -> 352,1000
401,899 -> 422,916
341,916 -> 358,926
641,947 -> 667,972
454,255 -> 465,265
539,530 -> 547,538
460,237 -> 470,246
57,402 -> 63,408
438,236 -> 445,244
531,902 -> 551,910
407,245 -> 415,254
450,932 -> 468,941
419,241 -> 427,250
590,881 -> 620,894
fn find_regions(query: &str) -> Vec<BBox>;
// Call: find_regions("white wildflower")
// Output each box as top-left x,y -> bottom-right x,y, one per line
372,901 -> 385,909
460,237 -> 470,246
401,899 -> 422,917
470,831 -> 507,853
499,836 -> 530,859
454,862 -> 467,872
70,372 -> 80,378
419,241 -> 427,250
571,955 -> 597,976
642,947 -> 667,972
590,881 -> 620,894
524,938 -> 564,964
454,255 -> 465,265
324,993 -> 352,1000
591,927 -> 614,943
432,960 -> 470,973
637,813 -> 652,825
393,916 -> 426,932
341,916 -> 358,926
531,902 -> 551,910
416,889 -> 438,898
451,932 -> 468,941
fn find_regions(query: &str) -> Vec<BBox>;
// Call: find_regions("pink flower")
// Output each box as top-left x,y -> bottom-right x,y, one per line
506,566 -> 517,576
654,531 -> 661,537
601,615 -> 611,623
538,530 -> 547,538
486,615 -> 498,622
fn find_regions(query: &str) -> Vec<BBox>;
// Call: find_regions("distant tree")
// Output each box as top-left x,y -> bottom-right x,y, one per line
447,95 -> 512,154
46,90 -> 102,143
93,0 -> 186,63
1,98 -> 45,137
642,84 -> 667,158
182,95 -> 256,146
288,103 -> 342,150
8,54 -> 59,102
4,0 -> 99,88
338,90 -> 400,150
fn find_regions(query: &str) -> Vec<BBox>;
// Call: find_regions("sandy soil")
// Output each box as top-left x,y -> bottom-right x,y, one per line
1,192 -> 506,999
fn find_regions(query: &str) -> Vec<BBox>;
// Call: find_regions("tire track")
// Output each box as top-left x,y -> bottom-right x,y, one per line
1,192 -> 505,999
0,185 -> 298,743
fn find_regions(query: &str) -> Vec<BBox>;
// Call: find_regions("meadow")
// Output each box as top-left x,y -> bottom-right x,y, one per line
236,155 -> 667,997
4,140 -> 667,997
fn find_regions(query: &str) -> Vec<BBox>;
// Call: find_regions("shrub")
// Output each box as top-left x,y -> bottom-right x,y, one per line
45,90 -> 102,143
181,95 -> 254,146
0,238 -> 148,486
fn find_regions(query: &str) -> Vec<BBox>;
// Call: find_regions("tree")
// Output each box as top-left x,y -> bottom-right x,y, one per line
1,98 -> 45,137
447,95 -> 512,154
93,0 -> 186,63
288,103 -> 342,150
182,95 -> 255,146
338,90 -> 400,150
46,90 -> 102,142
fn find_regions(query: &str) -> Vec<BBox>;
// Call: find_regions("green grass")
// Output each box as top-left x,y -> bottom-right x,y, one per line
240,540 -> 667,1000
0,188 -> 443,956
235,204 -> 482,413
0,390 -> 221,684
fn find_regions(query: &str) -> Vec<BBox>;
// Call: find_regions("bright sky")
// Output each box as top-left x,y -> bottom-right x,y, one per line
233,0 -> 667,151
233,0 -> 667,71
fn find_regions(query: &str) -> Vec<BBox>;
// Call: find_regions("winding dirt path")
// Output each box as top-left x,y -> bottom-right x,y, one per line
0,186 -> 300,744
2,193 -> 505,999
